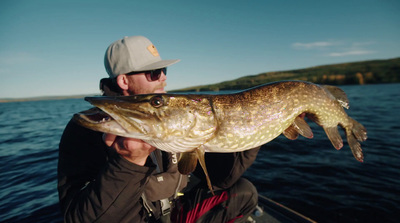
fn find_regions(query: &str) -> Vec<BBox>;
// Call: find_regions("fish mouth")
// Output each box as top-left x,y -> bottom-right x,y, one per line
74,107 -> 112,124
73,96 -> 154,138
73,107 -> 135,137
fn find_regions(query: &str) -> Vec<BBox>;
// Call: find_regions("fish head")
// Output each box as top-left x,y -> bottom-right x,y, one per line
73,94 -> 217,152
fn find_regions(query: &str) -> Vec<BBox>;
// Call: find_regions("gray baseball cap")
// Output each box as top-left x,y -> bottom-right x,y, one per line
104,36 -> 180,77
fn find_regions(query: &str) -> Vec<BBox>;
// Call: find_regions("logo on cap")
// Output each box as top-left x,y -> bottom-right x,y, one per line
147,44 -> 160,57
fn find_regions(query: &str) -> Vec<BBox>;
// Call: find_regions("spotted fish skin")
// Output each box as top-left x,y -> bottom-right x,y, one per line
74,81 -> 367,162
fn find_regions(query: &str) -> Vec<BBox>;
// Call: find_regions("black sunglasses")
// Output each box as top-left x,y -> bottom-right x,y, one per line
127,67 -> 167,82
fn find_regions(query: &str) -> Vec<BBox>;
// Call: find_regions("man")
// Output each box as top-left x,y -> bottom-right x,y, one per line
58,36 -> 259,223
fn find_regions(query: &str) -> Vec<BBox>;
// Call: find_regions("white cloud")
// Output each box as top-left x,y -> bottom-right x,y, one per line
292,40 -> 376,57
328,50 -> 374,57
292,41 -> 338,49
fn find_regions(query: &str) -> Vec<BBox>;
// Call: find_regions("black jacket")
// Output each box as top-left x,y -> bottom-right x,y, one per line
58,119 -> 259,222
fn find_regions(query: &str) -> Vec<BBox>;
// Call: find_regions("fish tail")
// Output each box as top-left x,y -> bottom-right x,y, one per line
324,118 -> 366,162
347,133 -> 364,162
349,118 -> 368,142
345,118 -> 367,162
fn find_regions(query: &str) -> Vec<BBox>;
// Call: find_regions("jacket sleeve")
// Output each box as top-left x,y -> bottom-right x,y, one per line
192,147 -> 260,190
57,120 -> 156,223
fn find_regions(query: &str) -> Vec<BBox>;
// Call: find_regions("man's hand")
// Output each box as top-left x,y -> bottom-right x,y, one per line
103,134 -> 156,166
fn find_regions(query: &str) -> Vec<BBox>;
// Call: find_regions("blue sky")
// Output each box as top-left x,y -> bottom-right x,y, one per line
1,0 -> 399,99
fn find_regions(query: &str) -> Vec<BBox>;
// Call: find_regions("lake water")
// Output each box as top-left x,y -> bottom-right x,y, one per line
0,83 -> 399,222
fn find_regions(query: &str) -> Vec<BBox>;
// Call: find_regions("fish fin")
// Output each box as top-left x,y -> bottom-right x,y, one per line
322,85 -> 350,109
178,151 -> 198,175
195,148 -> 215,195
349,118 -> 368,142
323,126 -> 343,150
345,118 -> 367,162
346,133 -> 364,162
177,149 -> 215,194
283,125 -> 299,140
293,116 -> 314,139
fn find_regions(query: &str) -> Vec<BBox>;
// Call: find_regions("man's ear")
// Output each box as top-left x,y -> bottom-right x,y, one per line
116,74 -> 129,90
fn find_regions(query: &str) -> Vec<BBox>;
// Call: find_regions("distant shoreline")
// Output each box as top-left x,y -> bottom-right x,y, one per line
0,94 -> 97,103
2,82 -> 398,103
172,57 -> 400,92
2,57 -> 399,103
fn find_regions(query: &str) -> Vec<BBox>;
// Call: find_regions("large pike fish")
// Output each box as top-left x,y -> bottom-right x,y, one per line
74,81 -> 367,192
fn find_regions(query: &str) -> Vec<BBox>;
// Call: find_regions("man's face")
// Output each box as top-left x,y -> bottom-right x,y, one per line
125,70 -> 167,95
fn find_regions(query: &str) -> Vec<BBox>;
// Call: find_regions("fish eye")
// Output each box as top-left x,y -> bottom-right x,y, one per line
150,96 -> 164,108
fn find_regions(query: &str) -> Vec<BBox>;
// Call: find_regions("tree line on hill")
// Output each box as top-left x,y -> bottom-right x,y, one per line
173,57 -> 400,92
